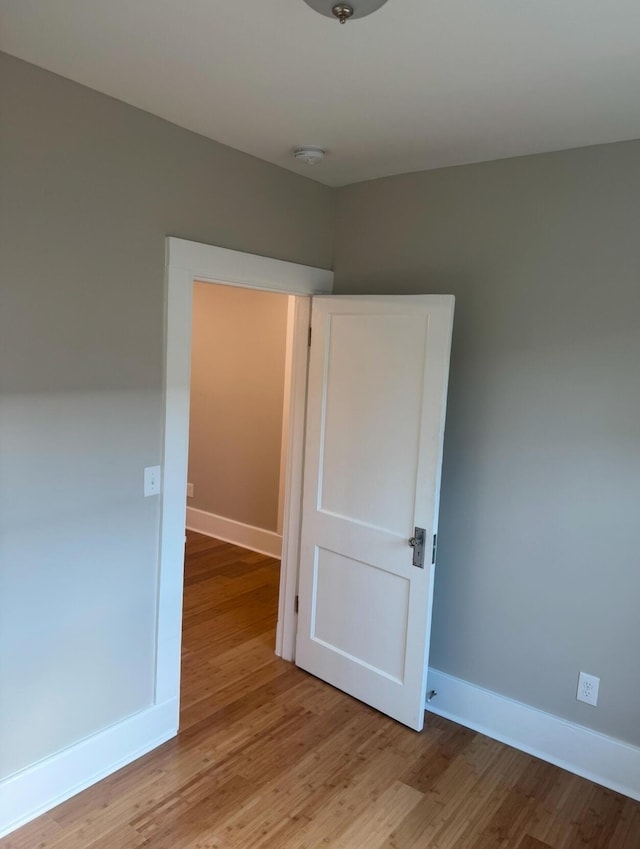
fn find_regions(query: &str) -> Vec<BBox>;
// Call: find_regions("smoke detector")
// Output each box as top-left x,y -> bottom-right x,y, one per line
293,146 -> 326,165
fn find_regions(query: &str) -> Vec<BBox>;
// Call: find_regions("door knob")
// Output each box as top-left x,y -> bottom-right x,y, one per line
408,526 -> 426,568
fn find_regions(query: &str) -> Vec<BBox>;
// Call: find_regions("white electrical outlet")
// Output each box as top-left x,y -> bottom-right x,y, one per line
144,465 -> 161,497
577,671 -> 600,706
187,482 -> 194,498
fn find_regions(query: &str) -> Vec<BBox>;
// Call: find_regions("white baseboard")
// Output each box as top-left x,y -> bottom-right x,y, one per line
0,699 -> 178,838
426,668 -> 640,801
186,507 -> 282,558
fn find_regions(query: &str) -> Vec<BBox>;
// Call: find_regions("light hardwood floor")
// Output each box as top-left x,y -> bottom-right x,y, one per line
3,531 -> 639,848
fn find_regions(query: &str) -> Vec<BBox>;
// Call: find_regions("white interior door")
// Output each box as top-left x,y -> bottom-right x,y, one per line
295,295 -> 455,731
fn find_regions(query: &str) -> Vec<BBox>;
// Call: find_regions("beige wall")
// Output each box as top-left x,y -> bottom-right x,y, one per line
188,283 -> 289,532
0,51 -> 333,780
334,139 -> 640,747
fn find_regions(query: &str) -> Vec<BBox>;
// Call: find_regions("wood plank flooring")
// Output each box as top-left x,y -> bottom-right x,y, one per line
3,531 -> 639,848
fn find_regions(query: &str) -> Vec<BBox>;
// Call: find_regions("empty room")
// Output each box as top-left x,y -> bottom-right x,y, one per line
1,1 -> 639,847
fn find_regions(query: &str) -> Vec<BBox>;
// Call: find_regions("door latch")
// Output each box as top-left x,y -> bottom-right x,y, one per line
408,526 -> 426,568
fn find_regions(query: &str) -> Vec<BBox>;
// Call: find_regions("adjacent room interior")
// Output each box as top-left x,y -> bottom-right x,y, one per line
182,282 -> 291,715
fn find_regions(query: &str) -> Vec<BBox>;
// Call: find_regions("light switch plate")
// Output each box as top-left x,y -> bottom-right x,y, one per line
144,465 -> 161,497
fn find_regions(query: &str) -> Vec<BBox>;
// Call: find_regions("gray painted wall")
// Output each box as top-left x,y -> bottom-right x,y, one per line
2,44 -> 638,787
0,52 -> 333,779
188,283 -> 289,531
334,141 -> 640,746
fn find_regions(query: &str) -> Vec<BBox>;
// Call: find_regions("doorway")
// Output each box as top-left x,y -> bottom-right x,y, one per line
162,239 -> 454,733
182,282 -> 292,700
157,238 -> 333,717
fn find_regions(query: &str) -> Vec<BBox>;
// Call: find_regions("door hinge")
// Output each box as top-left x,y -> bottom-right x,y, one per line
294,594 -> 299,613
308,325 -> 312,347
432,533 -> 437,565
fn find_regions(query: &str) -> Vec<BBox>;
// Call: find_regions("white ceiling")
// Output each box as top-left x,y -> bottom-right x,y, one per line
2,0 -> 640,187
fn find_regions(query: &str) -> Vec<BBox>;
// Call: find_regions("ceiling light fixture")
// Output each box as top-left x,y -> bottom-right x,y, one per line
331,4 -> 354,24
293,146 -> 326,165
302,0 -> 390,24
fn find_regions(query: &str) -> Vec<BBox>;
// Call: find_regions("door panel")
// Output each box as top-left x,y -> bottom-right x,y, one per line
312,547 -> 410,681
319,313 -> 427,534
295,295 -> 455,731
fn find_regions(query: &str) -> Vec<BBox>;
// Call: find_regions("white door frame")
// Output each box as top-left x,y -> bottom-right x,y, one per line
157,237 -> 333,712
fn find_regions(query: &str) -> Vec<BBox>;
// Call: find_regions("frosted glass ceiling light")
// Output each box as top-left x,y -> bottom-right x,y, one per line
302,0 -> 390,24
